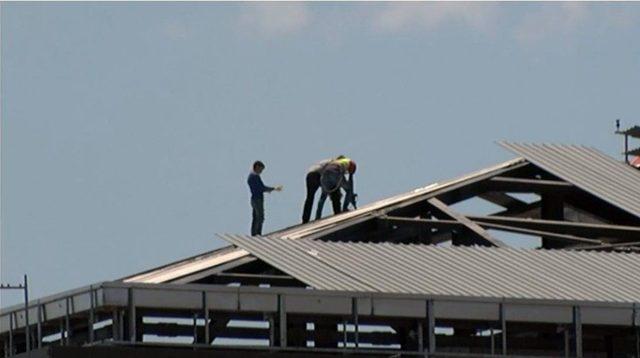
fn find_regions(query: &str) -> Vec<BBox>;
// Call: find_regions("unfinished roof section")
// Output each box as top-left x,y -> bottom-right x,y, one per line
500,142 -> 640,218
271,157 -> 527,240
124,142 -> 640,285
221,233 -> 640,304
123,157 -> 528,283
122,245 -> 250,284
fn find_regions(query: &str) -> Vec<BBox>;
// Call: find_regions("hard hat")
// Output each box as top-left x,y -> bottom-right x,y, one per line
348,161 -> 357,174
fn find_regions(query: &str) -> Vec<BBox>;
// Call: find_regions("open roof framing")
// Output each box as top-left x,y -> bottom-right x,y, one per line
114,142 -> 640,287
2,143 -> 640,357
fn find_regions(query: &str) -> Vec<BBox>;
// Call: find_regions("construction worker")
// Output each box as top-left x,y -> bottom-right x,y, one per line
247,161 -> 282,236
302,157 -> 337,223
315,157 -> 357,221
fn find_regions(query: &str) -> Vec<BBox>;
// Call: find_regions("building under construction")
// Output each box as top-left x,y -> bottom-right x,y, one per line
1,142 -> 640,357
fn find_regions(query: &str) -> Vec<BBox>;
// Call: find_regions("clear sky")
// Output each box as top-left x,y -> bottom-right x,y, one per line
1,2 -> 639,307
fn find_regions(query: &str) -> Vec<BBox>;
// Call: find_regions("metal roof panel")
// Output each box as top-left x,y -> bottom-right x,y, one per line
221,234 -> 640,304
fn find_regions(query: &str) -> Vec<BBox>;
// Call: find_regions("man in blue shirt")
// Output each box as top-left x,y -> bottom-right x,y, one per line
247,161 -> 282,236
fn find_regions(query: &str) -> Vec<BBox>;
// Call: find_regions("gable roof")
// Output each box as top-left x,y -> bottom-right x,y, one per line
221,233 -> 640,304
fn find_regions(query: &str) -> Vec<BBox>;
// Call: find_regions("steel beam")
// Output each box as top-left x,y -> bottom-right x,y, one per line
467,215 -> 640,240
382,215 -> 601,246
208,273 -> 301,286
485,176 -> 574,193
428,198 -> 505,247
572,241 -> 640,251
473,221 -> 601,245
378,216 -> 462,230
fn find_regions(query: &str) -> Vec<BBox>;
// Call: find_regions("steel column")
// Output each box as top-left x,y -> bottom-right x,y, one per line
88,288 -> 95,343
59,319 -> 64,345
64,297 -> 71,345
635,327 -> 639,358
278,295 -> 286,348
634,303 -> 639,358
128,288 -> 136,343
352,298 -> 359,349
119,311 -> 124,341
625,135 -> 629,164
36,303 -> 42,348
342,320 -> 347,348
417,321 -> 424,352
8,313 -> 13,357
490,327 -> 495,355
573,306 -> 583,358
192,314 -> 198,343
500,303 -> 507,355
564,327 -> 570,358
203,292 -> 210,345
112,310 -> 119,341
268,316 -> 275,347
427,299 -> 435,354
23,275 -> 29,353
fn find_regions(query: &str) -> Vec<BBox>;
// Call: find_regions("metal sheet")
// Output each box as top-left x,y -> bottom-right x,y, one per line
221,234 -> 640,305
500,142 -> 640,219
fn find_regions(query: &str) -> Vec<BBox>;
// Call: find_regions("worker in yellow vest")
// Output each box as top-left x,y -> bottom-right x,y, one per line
315,157 -> 357,221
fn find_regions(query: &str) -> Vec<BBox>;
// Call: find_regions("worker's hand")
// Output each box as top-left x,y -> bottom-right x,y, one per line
274,185 -> 283,192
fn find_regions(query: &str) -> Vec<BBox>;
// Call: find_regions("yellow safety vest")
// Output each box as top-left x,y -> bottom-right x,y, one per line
333,157 -> 352,170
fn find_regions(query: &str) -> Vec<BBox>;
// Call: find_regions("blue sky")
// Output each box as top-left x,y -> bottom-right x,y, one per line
2,2 -> 639,306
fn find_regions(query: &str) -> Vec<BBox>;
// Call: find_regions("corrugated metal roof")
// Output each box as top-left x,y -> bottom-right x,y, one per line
221,234 -> 640,304
500,142 -> 640,218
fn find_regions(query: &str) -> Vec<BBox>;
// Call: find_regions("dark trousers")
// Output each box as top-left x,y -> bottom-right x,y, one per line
251,197 -> 265,236
302,172 -> 341,223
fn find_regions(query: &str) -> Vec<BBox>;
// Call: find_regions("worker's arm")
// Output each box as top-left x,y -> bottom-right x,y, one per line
342,174 -> 356,211
249,174 -> 280,195
259,176 -> 283,193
